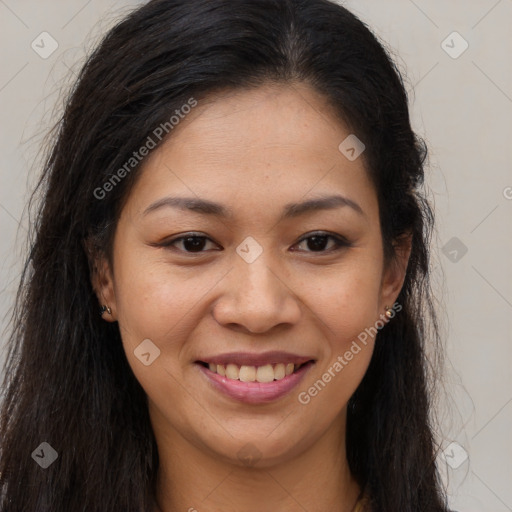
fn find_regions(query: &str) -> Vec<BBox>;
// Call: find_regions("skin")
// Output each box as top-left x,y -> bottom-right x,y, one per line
92,82 -> 411,512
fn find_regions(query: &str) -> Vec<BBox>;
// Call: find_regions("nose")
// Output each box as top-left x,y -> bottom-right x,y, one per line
212,253 -> 302,334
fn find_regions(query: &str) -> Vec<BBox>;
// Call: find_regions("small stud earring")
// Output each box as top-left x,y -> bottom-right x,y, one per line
384,306 -> 394,319
100,305 -> 112,316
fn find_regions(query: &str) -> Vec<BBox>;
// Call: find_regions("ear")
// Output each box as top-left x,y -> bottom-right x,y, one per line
379,232 -> 412,312
84,239 -> 118,322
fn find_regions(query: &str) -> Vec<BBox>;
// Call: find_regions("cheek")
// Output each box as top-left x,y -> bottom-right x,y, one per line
112,250 -> 189,347
112,251 -> 225,361
306,258 -> 383,341
298,267 -> 380,414
112,257 -> 199,403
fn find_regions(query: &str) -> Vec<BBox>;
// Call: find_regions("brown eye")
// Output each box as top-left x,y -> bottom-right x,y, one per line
161,233 -> 220,253
158,231 -> 351,255
293,232 -> 351,253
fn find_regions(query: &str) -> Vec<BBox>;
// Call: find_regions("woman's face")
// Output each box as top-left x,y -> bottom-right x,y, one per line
95,83 -> 409,467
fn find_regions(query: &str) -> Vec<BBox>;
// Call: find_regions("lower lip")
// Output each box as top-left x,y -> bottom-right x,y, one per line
197,362 -> 314,404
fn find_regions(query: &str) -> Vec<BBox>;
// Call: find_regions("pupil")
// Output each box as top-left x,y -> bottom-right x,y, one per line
184,236 -> 205,252
308,235 -> 328,251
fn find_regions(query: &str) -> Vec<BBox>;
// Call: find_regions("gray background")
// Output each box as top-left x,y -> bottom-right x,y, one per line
1,1 -> 511,510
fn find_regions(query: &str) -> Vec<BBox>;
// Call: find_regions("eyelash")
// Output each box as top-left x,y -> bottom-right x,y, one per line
158,231 -> 352,255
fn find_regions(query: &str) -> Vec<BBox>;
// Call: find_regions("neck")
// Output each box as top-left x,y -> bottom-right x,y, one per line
152,409 -> 361,512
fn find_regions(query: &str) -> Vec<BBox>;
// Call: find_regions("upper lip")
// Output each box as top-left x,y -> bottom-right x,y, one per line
197,351 -> 315,367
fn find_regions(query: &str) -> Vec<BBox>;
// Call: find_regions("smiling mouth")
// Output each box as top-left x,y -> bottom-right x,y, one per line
197,361 -> 314,383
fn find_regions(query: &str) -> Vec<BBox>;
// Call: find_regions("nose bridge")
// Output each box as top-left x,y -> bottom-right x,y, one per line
212,241 -> 301,333
236,252 -> 279,297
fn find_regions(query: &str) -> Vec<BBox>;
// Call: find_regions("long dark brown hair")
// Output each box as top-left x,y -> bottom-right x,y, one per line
0,0 -> 450,510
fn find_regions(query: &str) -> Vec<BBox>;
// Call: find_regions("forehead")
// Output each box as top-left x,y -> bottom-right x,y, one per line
163,83 -> 350,163
123,83 -> 379,224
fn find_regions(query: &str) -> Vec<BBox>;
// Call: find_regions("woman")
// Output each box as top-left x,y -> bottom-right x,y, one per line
0,0 -> 450,511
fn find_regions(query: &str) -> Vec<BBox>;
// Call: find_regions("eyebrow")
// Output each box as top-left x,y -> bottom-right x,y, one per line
142,194 -> 366,220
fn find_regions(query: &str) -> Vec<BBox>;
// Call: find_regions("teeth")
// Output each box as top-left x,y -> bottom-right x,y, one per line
256,364 -> 274,383
239,365 -> 256,382
225,364 -> 239,380
274,363 -> 285,380
207,362 -> 303,382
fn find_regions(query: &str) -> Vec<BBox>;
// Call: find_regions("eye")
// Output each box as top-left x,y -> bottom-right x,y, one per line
160,233 -> 220,253
158,231 -> 351,255
292,231 -> 352,253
